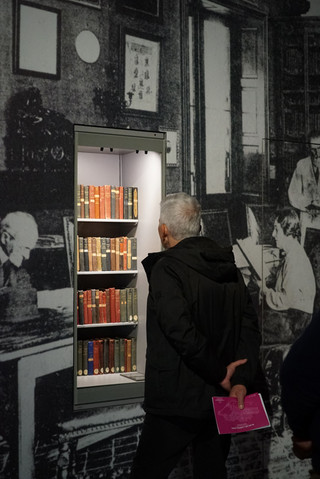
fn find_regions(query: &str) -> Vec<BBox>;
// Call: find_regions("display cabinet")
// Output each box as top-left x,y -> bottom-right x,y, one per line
73,125 -> 166,408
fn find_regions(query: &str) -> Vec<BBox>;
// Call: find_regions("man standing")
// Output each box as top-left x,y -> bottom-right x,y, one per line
130,193 -> 261,479
288,132 -> 320,244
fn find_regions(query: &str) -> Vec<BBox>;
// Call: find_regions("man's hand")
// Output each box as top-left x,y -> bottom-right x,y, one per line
219,359 -> 247,394
229,384 -> 247,410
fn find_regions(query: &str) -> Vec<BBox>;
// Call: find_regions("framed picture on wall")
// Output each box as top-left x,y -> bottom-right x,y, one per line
160,129 -> 179,166
13,1 -> 61,79
124,32 -> 161,114
119,0 -> 162,21
62,0 -> 101,8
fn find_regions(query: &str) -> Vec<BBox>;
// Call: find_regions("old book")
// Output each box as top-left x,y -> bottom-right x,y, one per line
115,289 -> 121,323
83,289 -> 89,324
77,236 -> 80,272
110,237 -> 116,271
114,338 -> 120,373
99,185 -> 105,219
78,184 -> 83,218
115,186 -> 120,219
125,338 -> 132,372
95,289 -> 100,323
124,186 -> 129,219
106,237 -> 111,271
84,185 -> 89,218
86,289 -> 92,324
104,338 -> 110,374
127,187 -> 133,219
79,236 -> 85,271
83,237 -> 89,271
98,339 -> 104,374
123,236 -> 127,270
111,185 -> 116,219
87,340 -> 94,375
101,237 -> 107,271
105,288 -> 111,323
92,237 -> 97,271
119,236 -> 124,270
82,340 -> 88,376
132,287 -> 138,322
115,237 -> 120,271
96,237 -> 102,271
120,288 -> 127,321
105,185 -> 111,219
131,237 -> 137,270
109,287 -> 116,323
120,338 -> 126,372
127,236 -> 132,270
126,288 -> 133,322
94,185 -> 100,219
133,186 -> 138,219
89,185 -> 95,218
93,339 -> 100,375
78,290 -> 84,325
109,338 -> 115,373
131,337 -> 137,372
77,340 -> 83,375
91,289 -> 97,323
100,290 -> 106,323
88,236 -> 93,271
119,186 -> 124,219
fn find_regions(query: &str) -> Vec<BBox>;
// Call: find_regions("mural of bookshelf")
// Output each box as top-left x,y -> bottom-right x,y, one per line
74,125 -> 166,408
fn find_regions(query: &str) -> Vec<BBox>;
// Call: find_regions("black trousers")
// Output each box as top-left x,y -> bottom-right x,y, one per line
130,413 -> 231,479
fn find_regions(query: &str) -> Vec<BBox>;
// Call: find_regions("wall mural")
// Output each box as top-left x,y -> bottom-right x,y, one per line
0,0 -> 319,478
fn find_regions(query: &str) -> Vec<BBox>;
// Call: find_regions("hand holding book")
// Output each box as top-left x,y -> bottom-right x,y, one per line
219,358 -> 248,409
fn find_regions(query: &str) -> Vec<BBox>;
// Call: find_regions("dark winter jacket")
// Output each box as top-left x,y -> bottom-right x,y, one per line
142,236 -> 261,418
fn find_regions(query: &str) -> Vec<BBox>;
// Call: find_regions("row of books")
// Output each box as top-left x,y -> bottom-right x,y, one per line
77,338 -> 136,376
77,287 -> 138,325
77,185 -> 138,220
77,236 -> 137,271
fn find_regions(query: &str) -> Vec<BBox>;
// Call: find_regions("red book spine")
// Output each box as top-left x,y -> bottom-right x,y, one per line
83,289 -> 88,324
93,340 -> 100,375
94,186 -> 100,219
99,185 -> 105,219
115,289 -> 121,323
86,290 -> 92,324
109,287 -> 116,323
99,290 -> 104,323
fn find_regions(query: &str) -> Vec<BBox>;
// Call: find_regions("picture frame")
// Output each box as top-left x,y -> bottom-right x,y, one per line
124,32 -> 161,114
119,0 -> 162,21
13,0 -> 61,80
161,129 -> 179,167
62,0 -> 101,8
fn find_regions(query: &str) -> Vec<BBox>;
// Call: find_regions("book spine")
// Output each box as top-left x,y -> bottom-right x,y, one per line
115,289 -> 121,323
84,237 -> 89,271
109,287 -> 116,323
127,288 -> 133,322
114,338 -> 120,373
120,338 -> 125,373
95,289 -> 100,323
84,185 -> 89,218
78,290 -> 84,325
125,338 -> 132,372
77,340 -> 83,376
101,290 -> 107,323
127,237 -> 132,270
83,289 -> 89,324
91,289 -> 97,323
111,186 -> 116,219
109,338 -> 115,373
103,338 -> 109,373
131,237 -> 137,270
120,288 -> 127,322
79,237 -> 84,271
87,340 -> 94,375
119,186 -> 124,219
105,288 -> 111,323
106,237 -> 111,271
115,237 -> 120,271
96,237 -> 102,271
89,185 -> 95,218
110,237 -> 116,271
82,340 -> 88,376
123,236 -> 127,270
115,186 -> 120,219
131,337 -> 137,372
78,184 -> 82,218
92,237 -> 97,271
101,237 -> 107,271
133,287 -> 138,322
133,187 -> 138,219
99,339 -> 104,374
99,185 -> 105,219
93,340 -> 100,375
128,187 -> 133,219
86,289 -> 92,324
94,185 -> 100,219
105,185 -> 111,219
88,236 -> 93,271
124,187 -> 128,219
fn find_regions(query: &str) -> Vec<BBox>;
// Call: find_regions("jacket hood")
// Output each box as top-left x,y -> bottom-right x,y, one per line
142,236 -> 238,283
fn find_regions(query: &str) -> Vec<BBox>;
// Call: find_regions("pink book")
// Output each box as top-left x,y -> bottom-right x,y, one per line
212,393 -> 270,434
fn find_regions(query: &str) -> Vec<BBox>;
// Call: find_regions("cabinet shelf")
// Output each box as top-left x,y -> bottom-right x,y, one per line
77,373 -> 144,388
77,270 -> 138,275
78,218 -> 138,224
77,322 -> 138,328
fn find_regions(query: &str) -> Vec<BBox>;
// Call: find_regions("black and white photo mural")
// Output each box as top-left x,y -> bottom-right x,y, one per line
0,0 -> 319,477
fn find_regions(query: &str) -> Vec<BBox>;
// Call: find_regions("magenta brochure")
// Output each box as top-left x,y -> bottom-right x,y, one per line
212,393 -> 270,435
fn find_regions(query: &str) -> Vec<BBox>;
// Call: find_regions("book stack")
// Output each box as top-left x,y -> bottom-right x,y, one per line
77,184 -> 138,220
77,287 -> 138,324
77,337 -> 137,376
77,236 -> 137,272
